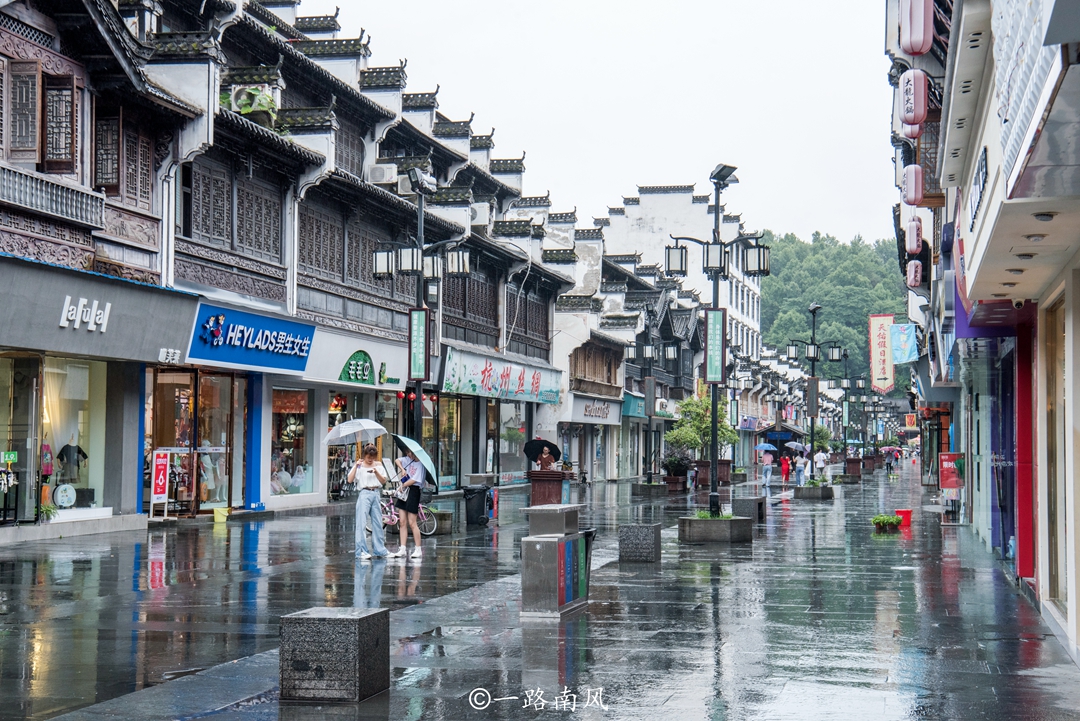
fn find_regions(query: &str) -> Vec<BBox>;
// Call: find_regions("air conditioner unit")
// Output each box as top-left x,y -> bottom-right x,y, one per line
229,84 -> 273,113
367,164 -> 397,184
397,175 -> 415,195
470,202 -> 490,226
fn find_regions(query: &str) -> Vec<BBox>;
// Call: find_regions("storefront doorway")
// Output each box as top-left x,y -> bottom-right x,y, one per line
147,369 -> 246,515
0,356 -> 40,524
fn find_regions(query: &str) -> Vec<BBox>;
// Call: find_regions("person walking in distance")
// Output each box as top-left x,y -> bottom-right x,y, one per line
780,454 -> 791,485
794,452 -> 808,486
761,450 -> 774,489
348,444 -> 389,560
814,446 -> 828,481
389,451 -> 425,560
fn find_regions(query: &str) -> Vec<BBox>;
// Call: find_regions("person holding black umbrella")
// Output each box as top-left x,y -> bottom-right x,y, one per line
523,438 -> 562,471
389,451 -> 425,560
537,445 -> 557,471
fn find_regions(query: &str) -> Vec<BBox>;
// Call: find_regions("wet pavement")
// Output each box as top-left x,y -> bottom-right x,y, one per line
3,469 -> 1080,720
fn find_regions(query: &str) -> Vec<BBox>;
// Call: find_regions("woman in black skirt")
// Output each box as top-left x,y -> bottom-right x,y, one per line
390,451 -> 426,559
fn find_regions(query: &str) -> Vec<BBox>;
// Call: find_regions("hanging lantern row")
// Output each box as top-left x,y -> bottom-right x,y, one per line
900,68 -> 928,126
906,215 -> 923,255
373,248 -> 471,281
396,391 -> 439,402
903,164 -> 924,206
899,0 -> 934,56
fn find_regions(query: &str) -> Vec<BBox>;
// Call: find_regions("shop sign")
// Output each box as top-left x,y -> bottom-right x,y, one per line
152,451 -> 169,503
187,302 -> 315,374
905,413 -> 917,429
59,295 -> 112,333
1,451 -> 16,464
622,395 -> 647,419
739,416 -> 757,431
441,346 -> 562,404
869,314 -> 895,394
939,452 -> 963,489
409,309 -> 429,381
704,308 -> 727,384
499,471 -> 527,486
338,350 -> 376,385
572,395 -> 621,425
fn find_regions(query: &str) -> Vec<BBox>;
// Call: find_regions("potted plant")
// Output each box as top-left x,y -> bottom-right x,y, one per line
794,473 -> 835,500
222,85 -> 279,127
660,448 -> 692,493
39,503 -> 58,523
679,508 -> 753,543
665,383 -> 738,484
872,514 -> 903,533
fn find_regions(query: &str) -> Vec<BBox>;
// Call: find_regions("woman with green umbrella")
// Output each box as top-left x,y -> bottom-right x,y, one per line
389,449 -> 427,560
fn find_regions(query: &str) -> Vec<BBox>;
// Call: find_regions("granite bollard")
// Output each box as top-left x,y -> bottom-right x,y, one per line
280,607 -> 389,703
619,523 -> 662,562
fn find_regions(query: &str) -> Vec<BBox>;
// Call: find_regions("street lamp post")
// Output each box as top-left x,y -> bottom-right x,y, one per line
643,334 -> 656,484
664,163 -> 773,517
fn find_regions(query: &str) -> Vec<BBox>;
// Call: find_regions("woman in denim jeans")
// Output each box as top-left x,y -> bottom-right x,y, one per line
348,444 -> 389,559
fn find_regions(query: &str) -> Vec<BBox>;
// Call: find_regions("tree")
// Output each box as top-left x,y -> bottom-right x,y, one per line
811,424 -> 832,453
665,384 -> 738,458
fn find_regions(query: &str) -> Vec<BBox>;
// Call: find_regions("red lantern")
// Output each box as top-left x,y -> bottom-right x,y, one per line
900,69 -> 928,125
408,392 -> 417,401
396,391 -> 405,399
902,123 -> 922,139
903,164 -> 923,206
421,394 -> 427,401
906,216 -> 923,255
899,0 -> 933,56
907,259 -> 923,287
430,394 -> 437,402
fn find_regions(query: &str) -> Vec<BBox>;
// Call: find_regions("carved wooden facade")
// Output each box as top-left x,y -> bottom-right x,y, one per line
443,260 -> 500,348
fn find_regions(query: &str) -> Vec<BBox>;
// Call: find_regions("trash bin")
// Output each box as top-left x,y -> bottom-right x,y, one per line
895,508 -> 912,527
580,527 -> 597,587
486,487 -> 498,523
463,485 -> 489,526
213,507 -> 230,523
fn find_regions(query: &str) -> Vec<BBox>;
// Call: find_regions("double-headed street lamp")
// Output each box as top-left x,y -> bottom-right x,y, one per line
372,168 -> 471,436
662,163 -> 771,517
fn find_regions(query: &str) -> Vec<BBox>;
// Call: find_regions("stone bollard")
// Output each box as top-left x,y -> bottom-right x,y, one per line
731,496 -> 766,523
280,607 -> 389,703
619,523 -> 662,562
432,510 -> 453,535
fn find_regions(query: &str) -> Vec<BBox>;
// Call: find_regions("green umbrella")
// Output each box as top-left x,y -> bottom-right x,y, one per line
391,434 -> 438,483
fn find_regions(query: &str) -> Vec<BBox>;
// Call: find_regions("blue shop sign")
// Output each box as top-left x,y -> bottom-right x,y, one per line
187,302 -> 315,374
622,394 -> 647,418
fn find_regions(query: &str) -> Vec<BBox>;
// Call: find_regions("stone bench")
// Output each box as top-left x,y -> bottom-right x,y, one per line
619,523 -> 661,562
731,496 -> 766,523
630,483 -> 668,499
280,607 -> 389,703
432,510 -> 454,535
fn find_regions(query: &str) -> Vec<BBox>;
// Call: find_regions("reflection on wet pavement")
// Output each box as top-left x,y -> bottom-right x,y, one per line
4,471 -> 1080,720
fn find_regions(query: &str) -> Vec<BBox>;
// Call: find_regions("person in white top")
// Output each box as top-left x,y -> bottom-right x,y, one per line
813,449 -> 828,482
348,444 -> 389,559
794,452 -> 808,486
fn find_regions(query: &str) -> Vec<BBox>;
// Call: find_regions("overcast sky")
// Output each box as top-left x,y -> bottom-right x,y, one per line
304,0 -> 896,243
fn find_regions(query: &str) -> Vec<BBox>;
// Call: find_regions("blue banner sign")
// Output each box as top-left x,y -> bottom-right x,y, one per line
187,303 -> 315,374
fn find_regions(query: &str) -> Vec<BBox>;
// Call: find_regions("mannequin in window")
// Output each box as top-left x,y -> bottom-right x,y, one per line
57,434 -> 87,483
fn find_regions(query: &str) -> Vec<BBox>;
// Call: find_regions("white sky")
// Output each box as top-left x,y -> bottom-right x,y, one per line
302,0 -> 897,243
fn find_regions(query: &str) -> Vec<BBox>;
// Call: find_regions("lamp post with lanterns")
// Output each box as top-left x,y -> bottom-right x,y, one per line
664,163 -> 771,517
372,168 -> 471,437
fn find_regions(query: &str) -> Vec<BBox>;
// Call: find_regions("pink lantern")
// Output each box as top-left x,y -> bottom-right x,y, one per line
900,69 -> 928,125
906,216 -> 923,255
900,0 -> 934,56
903,164 -> 923,206
907,260 -> 923,287
902,123 -> 922,139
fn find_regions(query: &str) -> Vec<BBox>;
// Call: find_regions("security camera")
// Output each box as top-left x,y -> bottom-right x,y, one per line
1012,299 -> 1025,310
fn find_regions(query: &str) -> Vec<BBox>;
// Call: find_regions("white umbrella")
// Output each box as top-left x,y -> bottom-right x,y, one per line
323,419 -> 387,446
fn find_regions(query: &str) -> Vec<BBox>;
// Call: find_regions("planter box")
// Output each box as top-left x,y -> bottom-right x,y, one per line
716,459 -> 732,485
432,510 -> 454,535
794,486 -> 835,500
731,496 -> 766,523
835,474 -> 861,485
663,476 -> 687,493
619,523 -> 662,562
845,457 -> 863,476
862,457 -> 876,474
678,516 -> 753,543
731,471 -> 748,483
631,483 -> 668,499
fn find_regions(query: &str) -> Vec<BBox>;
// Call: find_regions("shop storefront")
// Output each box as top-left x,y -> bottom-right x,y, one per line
438,344 -> 561,489
620,392 -> 646,479
303,328 -> 407,497
562,394 -> 622,482
0,256 -> 198,531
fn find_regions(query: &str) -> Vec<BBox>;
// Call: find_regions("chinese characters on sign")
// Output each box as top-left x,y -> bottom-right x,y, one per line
152,452 -> 169,504
441,347 -> 561,404
409,309 -> 428,381
704,308 -> 727,384
869,314 -> 895,394
187,303 -> 315,374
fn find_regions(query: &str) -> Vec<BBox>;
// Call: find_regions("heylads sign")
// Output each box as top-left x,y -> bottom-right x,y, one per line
187,302 -> 315,374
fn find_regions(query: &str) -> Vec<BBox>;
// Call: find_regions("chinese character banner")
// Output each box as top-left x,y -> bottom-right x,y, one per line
441,346 -> 562,404
891,324 -> 919,364
869,314 -> 895,394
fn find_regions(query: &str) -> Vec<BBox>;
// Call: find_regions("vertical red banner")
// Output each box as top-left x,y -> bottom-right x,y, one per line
939,452 -> 963,489
152,452 -> 169,503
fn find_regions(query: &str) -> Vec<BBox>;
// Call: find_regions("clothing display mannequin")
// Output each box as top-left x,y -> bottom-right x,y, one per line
56,434 -> 87,483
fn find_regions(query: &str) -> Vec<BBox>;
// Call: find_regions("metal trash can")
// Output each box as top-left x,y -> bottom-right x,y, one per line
463,485 -> 489,525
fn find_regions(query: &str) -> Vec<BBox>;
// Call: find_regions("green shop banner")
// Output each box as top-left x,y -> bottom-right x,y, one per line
441,346 -> 561,404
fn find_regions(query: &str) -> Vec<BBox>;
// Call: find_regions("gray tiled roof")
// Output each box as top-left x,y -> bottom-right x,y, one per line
433,114 -> 474,138
358,63 -> 407,89
293,36 -> 372,58
492,220 -> 533,237
542,248 -> 577,264
623,197 -> 639,205
639,184 -> 695,194
692,195 -> 709,203
490,156 -> 525,173
150,32 -> 226,62
294,14 -> 341,32
556,296 -> 602,312
592,217 -> 610,227
575,228 -> 603,241
514,193 -> 550,208
403,88 -> 440,109
608,207 -> 625,216
223,63 -> 283,85
549,210 -> 577,224
430,187 -> 473,205
470,131 -> 495,149
276,106 -> 337,131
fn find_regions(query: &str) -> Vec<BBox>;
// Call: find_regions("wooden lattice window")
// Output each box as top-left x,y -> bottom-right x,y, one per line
94,113 -> 120,195
123,125 -> 152,211
43,74 -> 75,173
298,204 -> 342,278
346,217 -> 392,292
237,175 -> 282,262
188,157 -> 232,247
9,60 -> 39,163
336,120 -> 365,177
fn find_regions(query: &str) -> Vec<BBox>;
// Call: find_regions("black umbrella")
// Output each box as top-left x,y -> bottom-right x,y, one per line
523,439 -> 561,463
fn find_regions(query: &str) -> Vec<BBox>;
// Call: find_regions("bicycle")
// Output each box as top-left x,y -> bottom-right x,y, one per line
380,487 -> 437,536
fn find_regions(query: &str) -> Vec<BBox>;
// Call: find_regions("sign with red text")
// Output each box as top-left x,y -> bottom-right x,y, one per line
939,452 -> 963,489
869,314 -> 895,394
152,451 -> 169,504
440,346 -> 561,404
